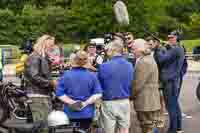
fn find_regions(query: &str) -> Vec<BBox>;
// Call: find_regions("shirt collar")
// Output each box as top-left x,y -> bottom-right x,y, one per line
135,55 -> 144,64
71,67 -> 87,70
111,55 -> 123,60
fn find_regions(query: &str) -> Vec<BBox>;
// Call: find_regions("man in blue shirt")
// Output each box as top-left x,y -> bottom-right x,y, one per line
98,39 -> 134,133
154,32 -> 185,133
56,51 -> 102,130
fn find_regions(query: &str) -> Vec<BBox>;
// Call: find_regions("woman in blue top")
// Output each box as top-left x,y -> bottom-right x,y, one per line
56,50 -> 102,130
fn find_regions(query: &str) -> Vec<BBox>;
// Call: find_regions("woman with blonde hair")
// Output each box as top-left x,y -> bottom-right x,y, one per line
24,34 -> 57,132
56,50 -> 102,131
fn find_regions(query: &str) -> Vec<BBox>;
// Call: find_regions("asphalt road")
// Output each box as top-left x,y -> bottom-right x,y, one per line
181,71 -> 200,133
129,71 -> 200,133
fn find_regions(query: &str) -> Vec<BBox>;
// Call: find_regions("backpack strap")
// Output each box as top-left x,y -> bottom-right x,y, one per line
92,55 -> 99,66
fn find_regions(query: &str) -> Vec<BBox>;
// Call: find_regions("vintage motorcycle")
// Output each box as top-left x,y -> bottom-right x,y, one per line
0,82 -> 33,124
0,82 -> 45,133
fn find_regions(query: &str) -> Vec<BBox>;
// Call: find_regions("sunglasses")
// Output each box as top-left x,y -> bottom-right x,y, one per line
168,35 -> 176,38
125,37 -> 131,40
88,46 -> 96,48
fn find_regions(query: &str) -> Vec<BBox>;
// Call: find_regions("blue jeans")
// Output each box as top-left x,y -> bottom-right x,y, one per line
163,78 -> 182,133
153,127 -> 159,133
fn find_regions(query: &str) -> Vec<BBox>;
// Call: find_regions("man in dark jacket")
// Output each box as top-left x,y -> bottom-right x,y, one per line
154,32 -> 185,133
146,37 -> 166,130
24,35 -> 57,131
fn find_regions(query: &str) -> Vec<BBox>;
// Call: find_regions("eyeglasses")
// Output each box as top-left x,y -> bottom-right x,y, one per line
126,37 -> 131,40
88,46 -> 96,48
168,37 -> 175,39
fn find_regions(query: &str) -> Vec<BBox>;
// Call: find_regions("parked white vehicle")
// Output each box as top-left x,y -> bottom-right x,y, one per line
90,38 -> 104,46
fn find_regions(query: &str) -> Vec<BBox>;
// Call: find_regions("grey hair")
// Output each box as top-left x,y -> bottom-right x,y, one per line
132,38 -> 147,51
106,39 -> 124,54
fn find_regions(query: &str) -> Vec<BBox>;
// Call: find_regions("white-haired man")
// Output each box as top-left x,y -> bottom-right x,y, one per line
131,39 -> 161,133
99,39 -> 134,133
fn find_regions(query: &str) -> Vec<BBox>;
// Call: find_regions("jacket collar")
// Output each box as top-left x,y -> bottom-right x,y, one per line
71,67 -> 87,70
111,55 -> 123,60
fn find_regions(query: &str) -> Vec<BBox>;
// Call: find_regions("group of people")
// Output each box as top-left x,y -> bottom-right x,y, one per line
23,31 -> 187,133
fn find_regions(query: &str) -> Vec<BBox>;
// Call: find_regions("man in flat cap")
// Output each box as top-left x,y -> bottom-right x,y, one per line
131,39 -> 161,133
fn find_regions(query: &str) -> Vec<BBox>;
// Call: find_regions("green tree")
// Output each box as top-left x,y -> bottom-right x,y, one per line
187,13 -> 200,38
0,0 -> 199,46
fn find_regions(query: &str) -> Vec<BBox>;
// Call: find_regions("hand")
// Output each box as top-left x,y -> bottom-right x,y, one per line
80,101 -> 88,110
83,64 -> 97,72
133,95 -> 137,100
64,62 -> 71,68
51,80 -> 57,89
69,101 -> 83,111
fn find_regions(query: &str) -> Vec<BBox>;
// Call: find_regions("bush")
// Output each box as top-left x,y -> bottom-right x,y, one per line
0,1 -> 150,46
0,0 -> 199,46
0,4 -> 114,46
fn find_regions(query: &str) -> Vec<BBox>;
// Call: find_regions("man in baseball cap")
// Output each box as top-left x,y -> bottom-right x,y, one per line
168,31 -> 179,45
155,31 -> 185,133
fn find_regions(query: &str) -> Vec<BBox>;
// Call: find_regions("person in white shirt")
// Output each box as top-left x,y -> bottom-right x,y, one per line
84,41 -> 104,68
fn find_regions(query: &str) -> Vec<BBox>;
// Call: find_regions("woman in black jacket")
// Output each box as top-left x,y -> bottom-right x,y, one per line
24,35 -> 57,131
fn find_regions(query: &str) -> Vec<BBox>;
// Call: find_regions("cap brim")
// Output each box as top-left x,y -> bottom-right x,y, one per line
88,44 -> 96,47
168,35 -> 176,38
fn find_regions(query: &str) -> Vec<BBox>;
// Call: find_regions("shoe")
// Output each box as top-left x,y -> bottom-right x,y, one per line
164,112 -> 168,115
182,113 -> 187,117
157,122 -> 165,128
177,130 -> 184,133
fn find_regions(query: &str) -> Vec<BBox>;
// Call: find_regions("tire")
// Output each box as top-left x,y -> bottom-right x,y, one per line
0,101 -> 9,124
196,82 -> 200,102
48,128 -> 56,133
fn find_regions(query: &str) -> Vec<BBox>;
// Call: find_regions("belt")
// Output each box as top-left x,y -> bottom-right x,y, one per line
103,97 -> 129,101
27,94 -> 50,98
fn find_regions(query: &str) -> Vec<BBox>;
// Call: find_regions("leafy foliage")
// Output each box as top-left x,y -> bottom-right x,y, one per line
0,0 -> 199,46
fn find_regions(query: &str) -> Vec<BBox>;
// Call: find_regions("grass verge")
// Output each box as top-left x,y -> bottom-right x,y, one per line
182,39 -> 200,52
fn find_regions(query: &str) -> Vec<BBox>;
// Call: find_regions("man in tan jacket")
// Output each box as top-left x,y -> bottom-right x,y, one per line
131,39 -> 161,133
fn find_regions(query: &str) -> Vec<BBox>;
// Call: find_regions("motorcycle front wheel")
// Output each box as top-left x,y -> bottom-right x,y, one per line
0,101 -> 9,124
196,82 -> 200,102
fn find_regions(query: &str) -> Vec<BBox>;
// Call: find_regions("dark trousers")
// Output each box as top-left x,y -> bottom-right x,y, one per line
163,78 -> 182,133
70,118 -> 92,130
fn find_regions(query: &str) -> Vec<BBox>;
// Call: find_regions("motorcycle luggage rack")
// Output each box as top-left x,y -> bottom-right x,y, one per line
0,119 -> 43,133
49,122 -> 90,133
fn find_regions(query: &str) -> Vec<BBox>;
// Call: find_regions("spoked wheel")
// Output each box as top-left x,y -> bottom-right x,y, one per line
196,82 -> 200,102
0,102 -> 8,124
